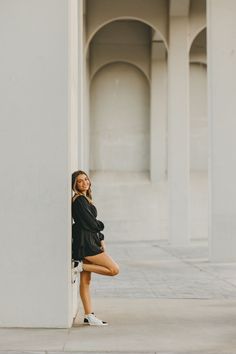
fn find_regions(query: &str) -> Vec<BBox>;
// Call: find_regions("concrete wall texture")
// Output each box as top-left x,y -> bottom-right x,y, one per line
0,0 -> 73,328
1,0 -> 236,327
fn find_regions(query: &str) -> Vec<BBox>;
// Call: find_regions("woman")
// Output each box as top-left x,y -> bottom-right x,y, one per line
71,170 -> 119,326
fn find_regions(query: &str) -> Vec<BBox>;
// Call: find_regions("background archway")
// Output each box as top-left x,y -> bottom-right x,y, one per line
90,62 -> 150,172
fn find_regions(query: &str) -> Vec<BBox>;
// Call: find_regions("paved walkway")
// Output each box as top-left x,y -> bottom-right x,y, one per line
90,240 -> 236,300
1,240 -> 236,354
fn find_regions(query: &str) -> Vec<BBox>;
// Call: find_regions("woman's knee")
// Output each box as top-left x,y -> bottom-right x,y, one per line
109,265 -> 119,276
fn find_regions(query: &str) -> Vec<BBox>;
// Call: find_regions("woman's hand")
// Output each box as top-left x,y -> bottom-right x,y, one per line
100,240 -> 106,252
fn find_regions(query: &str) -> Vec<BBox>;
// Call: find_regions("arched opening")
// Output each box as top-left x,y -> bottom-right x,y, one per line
88,20 -> 153,177
90,62 -> 150,172
86,17 -> 168,53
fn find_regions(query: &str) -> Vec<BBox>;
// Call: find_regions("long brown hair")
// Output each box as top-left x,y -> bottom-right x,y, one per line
72,170 -> 93,204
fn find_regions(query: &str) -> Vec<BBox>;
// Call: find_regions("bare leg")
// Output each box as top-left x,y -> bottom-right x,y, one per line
83,252 -> 119,276
79,260 -> 92,315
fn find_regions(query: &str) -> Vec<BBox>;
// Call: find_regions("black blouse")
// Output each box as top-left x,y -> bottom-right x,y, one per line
72,195 -> 105,238
71,195 -> 105,261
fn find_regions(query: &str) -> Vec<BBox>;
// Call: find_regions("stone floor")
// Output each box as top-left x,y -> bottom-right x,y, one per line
1,240 -> 236,353
90,240 -> 236,300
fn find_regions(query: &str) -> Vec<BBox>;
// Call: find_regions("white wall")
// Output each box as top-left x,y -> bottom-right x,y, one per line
0,0 -> 72,327
90,62 -> 150,172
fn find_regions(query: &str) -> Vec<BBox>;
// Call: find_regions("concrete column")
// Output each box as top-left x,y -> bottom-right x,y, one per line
85,59 -> 91,172
78,0 -> 86,169
69,0 -> 79,172
69,0 -> 80,319
168,17 -> 190,244
0,0 -> 73,327
150,41 -> 167,182
208,0 -> 236,261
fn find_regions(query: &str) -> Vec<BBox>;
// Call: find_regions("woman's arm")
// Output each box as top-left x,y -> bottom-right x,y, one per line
74,196 -> 104,233
100,240 -> 106,252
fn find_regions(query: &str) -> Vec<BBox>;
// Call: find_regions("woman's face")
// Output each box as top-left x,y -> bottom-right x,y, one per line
76,174 -> 90,193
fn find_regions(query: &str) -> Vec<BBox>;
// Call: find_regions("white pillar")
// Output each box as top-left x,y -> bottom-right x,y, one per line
150,41 -> 167,182
69,0 -> 81,319
168,17 -> 190,244
0,0 -> 72,327
85,59 -> 91,172
208,0 -> 236,261
69,0 -> 79,172
78,0 -> 86,169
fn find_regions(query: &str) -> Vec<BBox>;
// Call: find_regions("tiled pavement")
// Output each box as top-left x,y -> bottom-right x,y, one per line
90,240 -> 236,300
1,240 -> 236,353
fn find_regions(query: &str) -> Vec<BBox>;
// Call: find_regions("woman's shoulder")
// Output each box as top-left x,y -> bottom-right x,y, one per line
72,195 -> 91,205
73,195 -> 86,203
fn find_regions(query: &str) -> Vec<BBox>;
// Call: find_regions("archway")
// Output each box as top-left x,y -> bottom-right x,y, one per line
88,20 -> 153,175
90,62 -> 150,172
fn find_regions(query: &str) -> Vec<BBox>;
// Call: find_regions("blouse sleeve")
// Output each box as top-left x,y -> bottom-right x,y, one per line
74,196 -> 104,233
